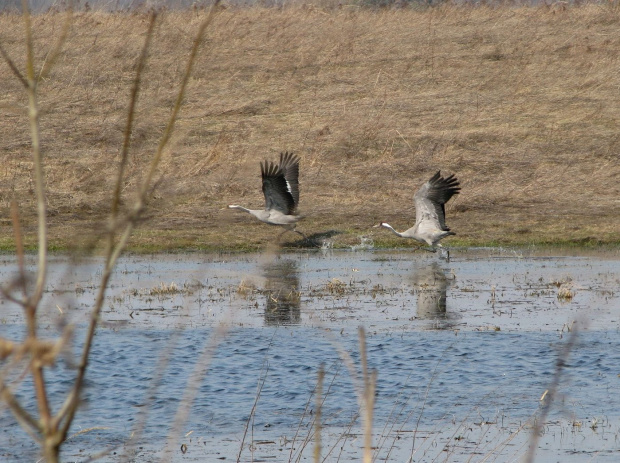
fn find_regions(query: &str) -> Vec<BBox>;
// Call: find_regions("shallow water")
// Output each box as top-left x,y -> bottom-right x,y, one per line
1,248 -> 619,462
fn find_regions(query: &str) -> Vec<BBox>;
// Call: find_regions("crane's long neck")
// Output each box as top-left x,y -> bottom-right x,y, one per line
229,205 -> 270,223
381,223 -> 403,237
229,205 -> 252,214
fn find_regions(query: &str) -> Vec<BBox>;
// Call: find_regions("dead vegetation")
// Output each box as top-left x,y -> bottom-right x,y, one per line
1,4 -> 620,250
0,3 -> 222,460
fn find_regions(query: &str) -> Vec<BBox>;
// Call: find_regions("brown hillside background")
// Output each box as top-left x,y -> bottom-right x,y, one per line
1,5 -> 620,251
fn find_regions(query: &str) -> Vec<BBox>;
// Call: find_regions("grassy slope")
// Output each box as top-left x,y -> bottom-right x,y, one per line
1,5 -> 619,252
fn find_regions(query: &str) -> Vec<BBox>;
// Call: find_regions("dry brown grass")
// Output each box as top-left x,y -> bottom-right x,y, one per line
2,4 -> 620,251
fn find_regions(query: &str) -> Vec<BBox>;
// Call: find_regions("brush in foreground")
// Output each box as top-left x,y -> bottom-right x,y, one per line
377,171 -> 461,260
229,152 -> 305,240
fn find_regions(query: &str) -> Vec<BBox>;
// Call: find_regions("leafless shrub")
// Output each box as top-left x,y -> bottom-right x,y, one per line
0,1 -> 222,461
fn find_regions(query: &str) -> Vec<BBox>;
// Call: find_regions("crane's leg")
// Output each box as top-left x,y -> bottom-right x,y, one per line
277,227 -> 306,243
276,228 -> 288,242
288,224 -> 307,241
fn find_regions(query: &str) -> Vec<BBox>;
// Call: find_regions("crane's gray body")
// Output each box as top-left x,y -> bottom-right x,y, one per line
380,171 -> 460,251
229,152 -> 304,238
229,207 -> 301,227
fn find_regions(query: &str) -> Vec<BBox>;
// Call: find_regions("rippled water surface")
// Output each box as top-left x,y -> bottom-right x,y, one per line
1,248 -> 619,462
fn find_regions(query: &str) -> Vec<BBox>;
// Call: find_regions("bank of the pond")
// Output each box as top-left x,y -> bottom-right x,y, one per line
1,231 -> 620,254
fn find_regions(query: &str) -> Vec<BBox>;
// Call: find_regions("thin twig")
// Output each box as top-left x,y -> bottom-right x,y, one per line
37,2 -> 73,82
10,201 -> 27,300
20,0 -> 52,436
289,372 -> 317,462
159,326 -> 227,462
0,40 -> 27,87
314,364 -> 324,463
410,342 -> 453,459
110,12 -> 158,225
120,329 -> 182,460
59,2 -> 221,441
21,0 -> 47,320
376,370 -> 416,462
238,361 -> 269,463
289,364 -> 341,463
0,384 -> 41,435
100,0 -> 223,280
0,286 -> 26,306
135,1 -> 222,215
322,327 -> 376,461
523,327 -> 578,463
322,410 -> 357,463
359,328 -> 376,463
54,13 -> 158,437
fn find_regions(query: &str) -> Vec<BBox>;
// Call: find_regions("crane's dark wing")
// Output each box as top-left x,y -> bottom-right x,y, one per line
414,171 -> 460,231
261,160 -> 296,215
279,151 -> 300,208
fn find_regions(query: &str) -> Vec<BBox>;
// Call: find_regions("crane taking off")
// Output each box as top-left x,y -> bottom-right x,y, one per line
229,152 -> 305,240
377,171 -> 460,260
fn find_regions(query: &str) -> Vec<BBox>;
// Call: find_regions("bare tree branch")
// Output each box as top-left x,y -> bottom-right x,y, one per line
138,0 -> 222,204
20,0 -> 52,431
54,13 -> 159,436
359,328 -> 376,463
37,2 -> 73,82
524,327 -> 578,463
0,383 -> 41,435
110,12 -> 158,224
0,41 -> 27,88
57,2 -> 222,438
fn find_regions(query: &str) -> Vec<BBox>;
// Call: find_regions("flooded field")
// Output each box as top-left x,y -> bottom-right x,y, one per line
1,248 -> 619,462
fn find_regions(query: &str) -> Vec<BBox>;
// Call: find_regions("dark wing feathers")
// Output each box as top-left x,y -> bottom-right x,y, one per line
424,171 -> 460,205
414,171 -> 460,231
261,158 -> 296,215
278,151 -> 300,208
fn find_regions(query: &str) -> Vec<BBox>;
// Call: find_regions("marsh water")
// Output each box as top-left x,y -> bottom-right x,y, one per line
1,248 -> 619,462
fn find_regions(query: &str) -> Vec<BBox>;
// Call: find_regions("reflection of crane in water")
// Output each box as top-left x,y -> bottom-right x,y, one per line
411,261 -> 455,328
263,258 -> 301,326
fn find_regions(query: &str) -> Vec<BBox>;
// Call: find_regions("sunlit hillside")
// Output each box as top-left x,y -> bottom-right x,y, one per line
1,4 -> 620,250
